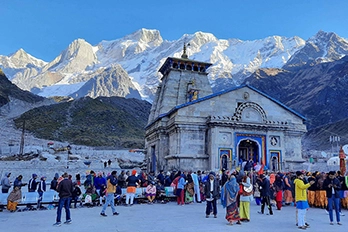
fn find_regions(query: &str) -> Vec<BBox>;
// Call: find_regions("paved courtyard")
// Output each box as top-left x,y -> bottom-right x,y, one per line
0,201 -> 347,232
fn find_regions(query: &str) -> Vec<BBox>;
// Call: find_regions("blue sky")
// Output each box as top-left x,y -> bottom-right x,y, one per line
1,0 -> 347,61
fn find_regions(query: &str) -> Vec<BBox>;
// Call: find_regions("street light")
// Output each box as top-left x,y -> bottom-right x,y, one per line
329,136 -> 341,157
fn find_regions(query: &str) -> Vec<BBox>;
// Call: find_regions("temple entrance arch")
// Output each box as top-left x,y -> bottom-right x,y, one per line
235,133 -> 267,170
237,139 -> 260,165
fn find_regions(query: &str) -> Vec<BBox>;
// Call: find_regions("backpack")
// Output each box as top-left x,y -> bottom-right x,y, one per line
242,184 -> 253,196
84,195 -> 92,204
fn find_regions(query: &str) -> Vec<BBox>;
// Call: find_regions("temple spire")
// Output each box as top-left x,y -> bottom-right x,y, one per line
181,42 -> 189,59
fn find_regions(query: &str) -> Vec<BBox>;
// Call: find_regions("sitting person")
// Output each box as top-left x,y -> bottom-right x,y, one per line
82,184 -> 98,207
98,184 -> 107,206
155,181 -> 166,203
145,181 -> 157,204
7,186 -> 22,212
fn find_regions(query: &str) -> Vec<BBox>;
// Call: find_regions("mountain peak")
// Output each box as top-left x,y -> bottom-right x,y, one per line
310,30 -> 339,42
191,31 -> 217,43
284,30 -> 348,70
10,48 -> 30,59
308,30 -> 348,54
66,38 -> 91,52
125,28 -> 163,44
7,48 -> 46,68
48,38 -> 97,73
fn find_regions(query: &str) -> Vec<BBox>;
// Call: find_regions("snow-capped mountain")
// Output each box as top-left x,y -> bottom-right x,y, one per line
284,31 -> 348,70
0,48 -> 46,82
1,29 -> 347,101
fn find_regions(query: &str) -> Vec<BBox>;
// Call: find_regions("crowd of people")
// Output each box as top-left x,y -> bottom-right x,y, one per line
1,166 -> 348,228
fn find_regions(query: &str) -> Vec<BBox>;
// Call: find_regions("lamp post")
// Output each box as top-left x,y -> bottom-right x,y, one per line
330,136 -> 341,157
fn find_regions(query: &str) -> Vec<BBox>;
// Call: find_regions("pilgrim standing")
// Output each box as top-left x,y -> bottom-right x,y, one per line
53,173 -> 73,226
100,171 -> 119,216
294,171 -> 315,230
323,171 -> 342,225
221,174 -> 241,225
204,172 -> 220,218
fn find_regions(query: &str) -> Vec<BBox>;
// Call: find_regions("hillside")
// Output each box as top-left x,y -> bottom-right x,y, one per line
13,96 -> 151,148
0,69 -> 45,107
244,56 -> 348,129
303,118 -> 348,151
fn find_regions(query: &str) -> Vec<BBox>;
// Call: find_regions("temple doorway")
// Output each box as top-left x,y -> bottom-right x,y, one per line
238,139 -> 259,164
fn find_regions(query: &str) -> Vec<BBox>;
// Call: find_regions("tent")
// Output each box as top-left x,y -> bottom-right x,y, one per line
327,156 -> 348,166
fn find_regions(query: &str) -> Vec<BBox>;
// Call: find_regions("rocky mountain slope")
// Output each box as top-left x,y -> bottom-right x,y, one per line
13,96 -> 151,148
0,68 -> 47,108
244,56 -> 348,129
69,64 -> 141,99
284,31 -> 348,70
303,118 -> 348,152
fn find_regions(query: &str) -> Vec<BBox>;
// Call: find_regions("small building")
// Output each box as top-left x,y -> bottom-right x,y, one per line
145,47 -> 307,172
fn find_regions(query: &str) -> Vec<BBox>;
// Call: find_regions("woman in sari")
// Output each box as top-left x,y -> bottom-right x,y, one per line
7,186 -> 22,212
185,174 -> 194,204
283,172 -> 293,205
221,175 -> 241,225
274,174 -> 284,210
316,172 -> 327,208
307,172 -> 317,207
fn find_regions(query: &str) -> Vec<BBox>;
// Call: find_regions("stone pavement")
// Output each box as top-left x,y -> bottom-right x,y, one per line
0,201 -> 347,232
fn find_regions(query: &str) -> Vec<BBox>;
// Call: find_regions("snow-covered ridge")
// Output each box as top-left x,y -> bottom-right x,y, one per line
1,29 -> 348,101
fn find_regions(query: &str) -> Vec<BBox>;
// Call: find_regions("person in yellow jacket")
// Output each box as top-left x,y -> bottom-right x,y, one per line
294,171 -> 315,230
100,171 -> 119,217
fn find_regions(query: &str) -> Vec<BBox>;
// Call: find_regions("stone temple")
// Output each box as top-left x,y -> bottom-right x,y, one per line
145,46 -> 307,173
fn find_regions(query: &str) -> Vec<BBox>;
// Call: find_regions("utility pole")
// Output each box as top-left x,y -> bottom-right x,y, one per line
19,120 -> 25,155
330,136 -> 333,157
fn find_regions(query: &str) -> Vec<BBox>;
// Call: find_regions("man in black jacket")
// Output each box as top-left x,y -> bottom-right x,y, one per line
204,172 -> 220,218
28,174 -> 38,192
323,171 -> 341,225
53,173 -> 73,226
258,174 -> 273,215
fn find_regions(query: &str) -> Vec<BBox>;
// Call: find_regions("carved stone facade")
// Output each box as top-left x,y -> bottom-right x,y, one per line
145,55 -> 307,173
